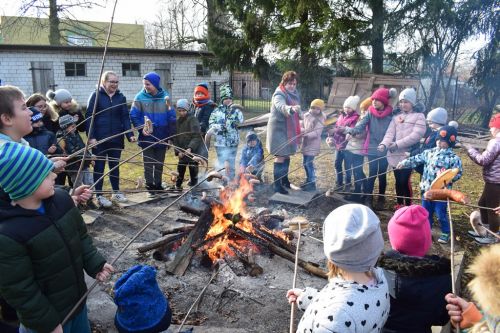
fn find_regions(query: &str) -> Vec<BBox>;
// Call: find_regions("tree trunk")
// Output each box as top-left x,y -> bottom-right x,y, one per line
48,0 -> 61,45
370,0 -> 385,74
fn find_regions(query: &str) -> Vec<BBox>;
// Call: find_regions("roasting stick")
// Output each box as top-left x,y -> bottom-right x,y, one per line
62,169 -> 225,325
290,222 -> 302,333
446,198 -> 460,333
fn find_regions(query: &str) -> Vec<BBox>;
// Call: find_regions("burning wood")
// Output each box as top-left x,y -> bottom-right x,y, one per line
137,231 -> 188,253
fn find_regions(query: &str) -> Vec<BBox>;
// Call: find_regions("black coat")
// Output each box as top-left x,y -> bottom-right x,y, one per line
378,250 -> 451,333
24,127 -> 61,155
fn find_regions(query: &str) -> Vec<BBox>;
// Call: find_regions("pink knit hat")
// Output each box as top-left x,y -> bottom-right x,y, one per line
371,88 -> 391,106
388,205 -> 431,257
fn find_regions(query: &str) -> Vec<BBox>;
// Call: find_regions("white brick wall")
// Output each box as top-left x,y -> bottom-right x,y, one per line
0,48 -> 229,108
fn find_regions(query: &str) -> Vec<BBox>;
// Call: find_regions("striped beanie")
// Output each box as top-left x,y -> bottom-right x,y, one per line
0,142 -> 54,200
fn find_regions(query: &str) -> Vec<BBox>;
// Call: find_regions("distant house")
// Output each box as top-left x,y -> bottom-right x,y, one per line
0,15 -> 145,48
0,44 -> 229,104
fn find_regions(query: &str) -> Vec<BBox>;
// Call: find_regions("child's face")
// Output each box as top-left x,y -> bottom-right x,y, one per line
32,171 -> 57,200
399,99 -> 413,112
1,98 -> 33,137
65,124 -> 77,133
60,99 -> 73,111
343,107 -> 354,115
195,91 -> 205,98
143,80 -> 158,95
222,98 -> 233,106
310,106 -> 322,115
372,99 -> 384,110
33,100 -> 48,115
177,108 -> 188,117
436,140 -> 449,149
247,139 -> 257,147
427,121 -> 441,130
32,120 -> 43,128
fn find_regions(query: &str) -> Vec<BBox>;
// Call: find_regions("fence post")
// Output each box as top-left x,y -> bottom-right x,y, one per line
213,81 -> 217,103
241,80 -> 246,107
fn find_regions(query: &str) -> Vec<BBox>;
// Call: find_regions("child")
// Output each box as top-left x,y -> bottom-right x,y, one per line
379,88 -> 426,208
130,72 -> 177,197
345,88 -> 396,209
240,131 -> 264,180
397,125 -> 463,243
24,108 -> 60,156
26,93 -> 59,133
47,89 -> 85,133
463,113 -> 500,245
207,84 -> 244,180
378,205 -> 451,333
445,244 -> 499,333
301,99 -> 326,191
191,82 -> 216,159
57,114 -> 94,188
328,95 -> 360,192
286,204 -> 390,332
0,143 -> 113,333
172,99 -> 202,189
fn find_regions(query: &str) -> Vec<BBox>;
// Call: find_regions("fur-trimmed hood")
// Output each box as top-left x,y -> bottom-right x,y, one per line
468,244 -> 500,317
377,250 -> 450,277
49,99 -> 80,115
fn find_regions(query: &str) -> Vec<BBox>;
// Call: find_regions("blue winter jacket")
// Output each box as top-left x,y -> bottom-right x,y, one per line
130,88 -> 176,149
240,140 -> 264,171
24,127 -> 60,155
86,87 -> 133,148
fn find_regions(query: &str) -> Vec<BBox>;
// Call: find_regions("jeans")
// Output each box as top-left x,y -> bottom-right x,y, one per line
93,142 -> 123,192
19,305 -> 91,333
478,182 -> 500,233
345,151 -> 366,195
303,155 -> 316,183
393,168 -> 413,206
143,147 -> 166,187
334,150 -> 352,186
422,199 -> 450,234
69,168 -> 93,188
215,146 -> 238,179
365,155 -> 388,195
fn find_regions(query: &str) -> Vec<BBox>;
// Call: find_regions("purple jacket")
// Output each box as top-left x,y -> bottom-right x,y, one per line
467,137 -> 500,184
331,112 -> 359,150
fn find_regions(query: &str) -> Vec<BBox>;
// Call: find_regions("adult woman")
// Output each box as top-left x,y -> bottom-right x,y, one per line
86,71 -> 136,207
26,93 -> 59,133
266,71 -> 302,194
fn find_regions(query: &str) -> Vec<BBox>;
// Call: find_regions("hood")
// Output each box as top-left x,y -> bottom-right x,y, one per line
393,101 -> 426,115
377,250 -> 450,277
49,99 -> 80,114
0,193 -> 40,222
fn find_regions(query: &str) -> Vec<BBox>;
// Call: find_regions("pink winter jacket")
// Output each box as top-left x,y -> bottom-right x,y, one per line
380,110 -> 426,167
331,112 -> 360,150
301,112 -> 325,156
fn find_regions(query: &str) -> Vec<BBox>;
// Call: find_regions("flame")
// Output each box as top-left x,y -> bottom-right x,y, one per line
202,176 -> 287,262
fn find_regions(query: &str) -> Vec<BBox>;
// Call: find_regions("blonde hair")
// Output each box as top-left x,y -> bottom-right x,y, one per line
100,71 -> 118,85
327,260 -> 343,280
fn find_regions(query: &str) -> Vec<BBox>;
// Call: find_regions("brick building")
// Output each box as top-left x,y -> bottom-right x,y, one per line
0,44 -> 229,105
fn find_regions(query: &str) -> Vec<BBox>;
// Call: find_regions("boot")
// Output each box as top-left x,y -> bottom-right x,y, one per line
374,196 -> 386,211
188,166 -> 198,187
273,162 -> 288,194
282,158 -> 291,189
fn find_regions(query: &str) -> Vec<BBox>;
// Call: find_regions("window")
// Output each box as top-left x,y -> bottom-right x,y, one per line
196,64 -> 211,77
64,62 -> 86,77
122,63 -> 141,77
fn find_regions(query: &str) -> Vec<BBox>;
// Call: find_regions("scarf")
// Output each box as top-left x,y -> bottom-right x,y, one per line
363,104 -> 393,155
278,84 -> 301,147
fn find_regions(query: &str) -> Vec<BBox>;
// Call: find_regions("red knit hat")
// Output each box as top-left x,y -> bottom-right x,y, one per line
193,83 -> 210,101
371,88 -> 391,106
489,113 -> 500,129
388,205 -> 431,257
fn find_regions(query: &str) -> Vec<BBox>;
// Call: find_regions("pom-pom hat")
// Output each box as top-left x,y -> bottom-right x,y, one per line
46,89 -> 72,105
489,113 -> 500,129
427,107 -> 448,126
371,88 -> 396,107
388,205 -> 431,257
437,125 -> 458,147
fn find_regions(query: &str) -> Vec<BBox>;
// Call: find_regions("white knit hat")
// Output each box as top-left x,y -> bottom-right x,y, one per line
427,107 -> 448,125
323,204 -> 384,273
343,95 -> 360,111
399,88 -> 417,105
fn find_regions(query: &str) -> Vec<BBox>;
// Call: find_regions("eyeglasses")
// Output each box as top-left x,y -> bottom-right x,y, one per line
107,80 -> 119,84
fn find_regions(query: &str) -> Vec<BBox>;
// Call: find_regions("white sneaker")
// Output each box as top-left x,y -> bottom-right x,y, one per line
97,195 -> 113,208
474,235 -> 498,245
111,192 -> 128,203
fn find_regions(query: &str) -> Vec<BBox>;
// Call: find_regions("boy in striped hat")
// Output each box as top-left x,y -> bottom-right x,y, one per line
0,142 -> 113,333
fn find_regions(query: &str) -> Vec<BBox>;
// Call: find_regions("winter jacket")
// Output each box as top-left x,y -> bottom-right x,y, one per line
378,250 -> 451,333
332,111 -> 360,150
57,130 -> 91,170
49,100 -> 85,133
190,101 -> 216,135
24,127 -> 60,155
173,114 -> 202,154
398,147 -> 462,193
466,137 -> 500,184
42,113 -> 59,134
380,104 -> 427,167
296,267 -> 390,333
86,87 -> 133,148
266,87 -> 301,157
346,107 -> 393,156
301,111 -> 325,156
240,139 -> 264,171
130,88 -> 176,149
0,188 -> 106,333
345,114 -> 368,155
208,104 -> 244,147
410,127 -> 436,175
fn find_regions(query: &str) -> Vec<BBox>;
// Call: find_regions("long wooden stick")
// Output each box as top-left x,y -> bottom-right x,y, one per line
290,222 -> 302,333
447,198 -> 460,333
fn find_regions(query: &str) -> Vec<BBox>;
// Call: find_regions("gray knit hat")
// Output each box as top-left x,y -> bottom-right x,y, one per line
176,99 -> 190,111
399,88 -> 417,105
59,114 -> 75,129
323,204 -> 384,272
47,89 -> 72,105
427,107 -> 448,125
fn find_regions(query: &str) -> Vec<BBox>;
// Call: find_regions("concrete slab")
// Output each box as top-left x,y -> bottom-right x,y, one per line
117,191 -> 182,208
82,209 -> 103,225
269,188 -> 319,207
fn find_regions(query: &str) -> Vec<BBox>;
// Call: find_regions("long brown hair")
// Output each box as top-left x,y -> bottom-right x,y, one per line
26,93 -> 59,121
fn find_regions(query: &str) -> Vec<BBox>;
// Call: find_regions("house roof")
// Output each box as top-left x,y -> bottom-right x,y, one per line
0,44 -> 214,57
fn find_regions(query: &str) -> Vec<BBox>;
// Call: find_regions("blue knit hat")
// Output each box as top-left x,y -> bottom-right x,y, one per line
29,107 -> 43,123
143,72 -> 161,91
437,125 -> 458,148
0,142 -> 54,200
176,99 -> 190,111
114,265 -> 172,333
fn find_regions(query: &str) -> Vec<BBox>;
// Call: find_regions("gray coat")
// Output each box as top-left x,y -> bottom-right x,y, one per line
266,87 -> 300,156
